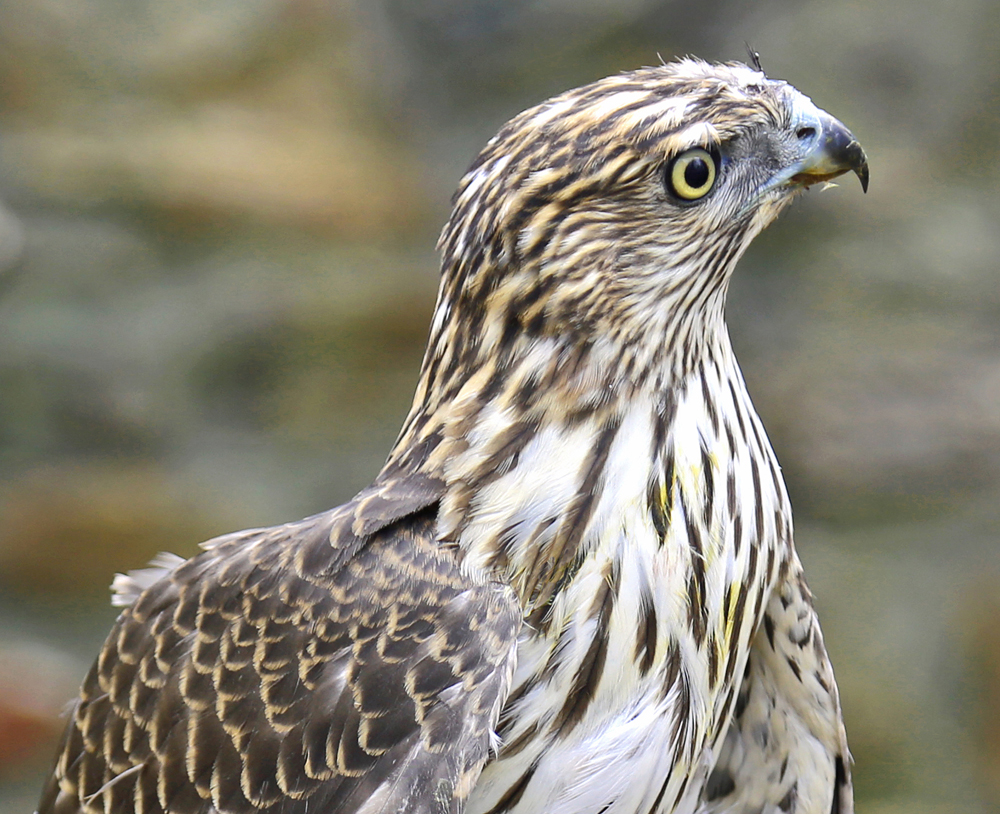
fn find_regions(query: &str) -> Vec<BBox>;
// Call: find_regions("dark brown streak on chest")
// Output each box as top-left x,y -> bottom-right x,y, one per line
484,761 -> 539,814
550,559 -> 620,739
750,456 -> 765,545
682,490 -> 708,648
700,436 -> 715,526
722,581 -> 749,686
635,588 -> 658,676
698,361 -> 719,436
523,413 -> 623,621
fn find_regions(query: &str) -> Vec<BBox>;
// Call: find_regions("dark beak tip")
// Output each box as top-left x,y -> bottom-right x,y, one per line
856,163 -> 870,194
840,134 -> 869,194
816,112 -> 869,196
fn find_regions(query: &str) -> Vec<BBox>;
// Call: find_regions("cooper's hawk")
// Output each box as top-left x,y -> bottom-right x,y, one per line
37,58 -> 868,814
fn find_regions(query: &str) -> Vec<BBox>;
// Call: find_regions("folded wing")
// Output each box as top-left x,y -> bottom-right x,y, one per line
38,495 -> 521,814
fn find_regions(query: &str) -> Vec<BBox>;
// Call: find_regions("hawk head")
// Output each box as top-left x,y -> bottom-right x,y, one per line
426,59 -> 865,375
393,58 -> 867,489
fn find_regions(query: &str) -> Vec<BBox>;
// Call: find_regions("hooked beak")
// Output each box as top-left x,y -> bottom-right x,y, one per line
782,96 -> 869,193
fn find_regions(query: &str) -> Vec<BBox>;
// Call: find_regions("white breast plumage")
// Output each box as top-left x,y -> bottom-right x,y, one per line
466,354 -> 791,814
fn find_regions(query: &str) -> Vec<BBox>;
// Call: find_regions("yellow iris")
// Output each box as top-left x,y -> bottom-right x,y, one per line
669,148 -> 717,200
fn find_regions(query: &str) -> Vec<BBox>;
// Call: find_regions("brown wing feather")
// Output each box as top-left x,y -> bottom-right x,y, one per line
38,493 -> 521,814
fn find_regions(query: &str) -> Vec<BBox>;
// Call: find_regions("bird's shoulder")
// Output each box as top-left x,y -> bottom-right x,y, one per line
39,482 -> 522,814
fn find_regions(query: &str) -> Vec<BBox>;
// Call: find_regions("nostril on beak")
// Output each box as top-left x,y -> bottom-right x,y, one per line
796,126 -> 817,140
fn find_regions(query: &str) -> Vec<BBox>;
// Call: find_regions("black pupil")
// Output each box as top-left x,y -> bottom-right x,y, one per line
684,157 -> 710,189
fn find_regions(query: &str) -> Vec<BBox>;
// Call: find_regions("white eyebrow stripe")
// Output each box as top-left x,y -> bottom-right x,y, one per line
670,121 -> 722,151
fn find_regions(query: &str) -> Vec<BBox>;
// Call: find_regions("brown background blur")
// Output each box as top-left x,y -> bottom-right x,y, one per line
1,0 -> 998,810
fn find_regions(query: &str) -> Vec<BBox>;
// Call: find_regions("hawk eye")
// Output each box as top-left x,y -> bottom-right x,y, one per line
667,148 -> 718,201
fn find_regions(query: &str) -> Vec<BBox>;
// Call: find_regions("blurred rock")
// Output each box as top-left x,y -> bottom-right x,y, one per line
0,641 -> 80,777
0,465 -> 210,596
4,94 -> 428,235
801,515 -> 995,812
0,202 -> 24,300
755,330 -> 1000,522
732,182 -> 1000,523
960,573 -> 1000,804
0,0 -> 429,235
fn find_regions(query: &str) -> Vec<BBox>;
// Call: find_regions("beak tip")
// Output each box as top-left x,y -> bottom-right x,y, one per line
857,163 -> 870,193
789,97 -> 869,197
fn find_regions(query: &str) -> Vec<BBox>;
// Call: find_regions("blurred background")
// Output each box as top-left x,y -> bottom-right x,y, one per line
0,0 -> 997,810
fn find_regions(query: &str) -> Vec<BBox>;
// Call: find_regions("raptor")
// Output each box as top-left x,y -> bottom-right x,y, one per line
38,58 -> 868,814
